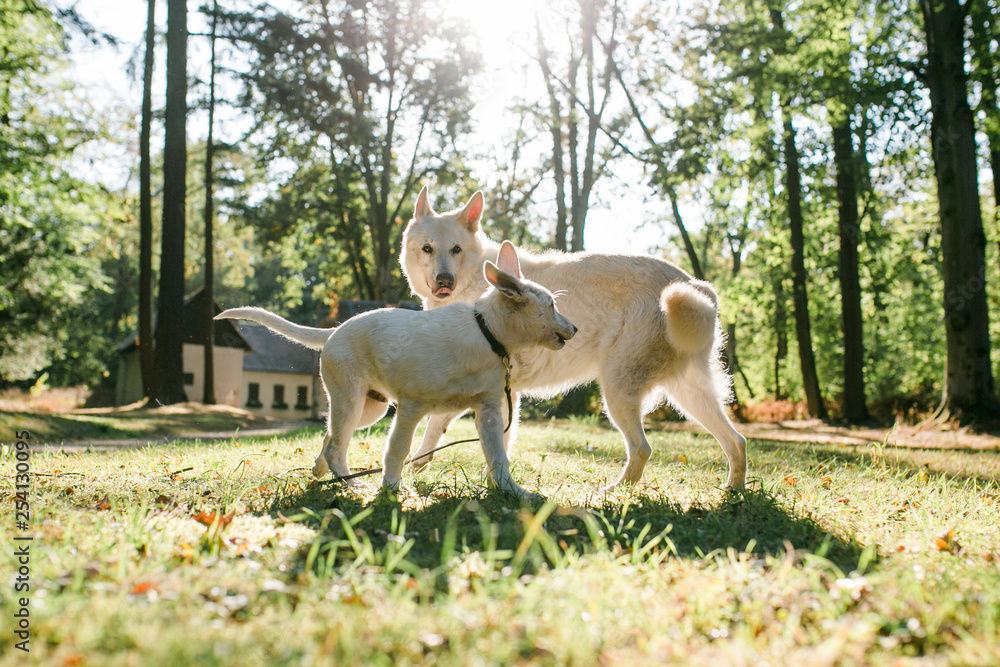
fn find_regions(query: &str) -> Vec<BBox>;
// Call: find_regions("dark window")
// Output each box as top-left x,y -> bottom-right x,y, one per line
183,372 -> 194,386
246,383 -> 262,408
272,384 -> 288,409
295,386 -> 310,411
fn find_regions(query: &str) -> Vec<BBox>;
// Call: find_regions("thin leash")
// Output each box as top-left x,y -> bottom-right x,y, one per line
334,435 -> 482,482
330,309 -> 515,485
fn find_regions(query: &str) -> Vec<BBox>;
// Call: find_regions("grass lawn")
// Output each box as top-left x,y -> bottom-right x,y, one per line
1,416 -> 999,665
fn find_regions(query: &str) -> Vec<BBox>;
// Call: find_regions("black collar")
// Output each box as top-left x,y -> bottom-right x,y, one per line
474,308 -> 514,434
474,309 -> 509,360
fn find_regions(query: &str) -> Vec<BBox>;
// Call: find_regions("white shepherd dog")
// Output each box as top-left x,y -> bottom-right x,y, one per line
400,187 -> 746,491
218,241 -> 576,498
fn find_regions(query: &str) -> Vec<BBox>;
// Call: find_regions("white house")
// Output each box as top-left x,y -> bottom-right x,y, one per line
115,288 -> 252,409
115,291 -> 418,420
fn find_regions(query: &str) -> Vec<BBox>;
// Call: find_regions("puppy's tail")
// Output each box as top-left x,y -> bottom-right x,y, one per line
660,280 -> 719,354
215,307 -> 332,350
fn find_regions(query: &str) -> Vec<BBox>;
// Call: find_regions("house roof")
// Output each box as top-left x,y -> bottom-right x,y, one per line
116,288 -> 252,353
236,323 -> 319,375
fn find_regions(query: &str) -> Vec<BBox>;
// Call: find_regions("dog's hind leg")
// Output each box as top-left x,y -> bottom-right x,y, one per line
600,383 -> 654,491
313,369 -> 365,482
408,411 -> 463,472
381,401 -> 424,489
665,362 -> 747,489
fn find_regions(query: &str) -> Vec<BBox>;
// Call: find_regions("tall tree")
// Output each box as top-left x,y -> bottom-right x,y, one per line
139,0 -> 156,399
832,119 -> 869,422
533,0 -> 625,251
825,2 -> 870,422
226,0 -> 481,301
154,0 -> 188,405
0,0 -> 108,383
919,0 -> 998,420
769,6 -> 827,419
202,0 -> 218,405
967,0 -> 1000,290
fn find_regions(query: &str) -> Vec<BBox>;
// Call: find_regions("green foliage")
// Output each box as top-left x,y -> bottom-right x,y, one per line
0,1 -> 113,384
624,0 -> 962,414
222,0 -> 483,301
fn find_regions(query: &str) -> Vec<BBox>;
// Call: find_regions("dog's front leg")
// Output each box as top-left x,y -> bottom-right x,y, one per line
409,411 -> 464,472
476,401 -> 538,500
381,402 -> 424,490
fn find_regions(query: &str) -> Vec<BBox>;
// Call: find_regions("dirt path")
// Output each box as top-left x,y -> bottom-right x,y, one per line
663,419 -> 1000,451
29,420 -> 312,453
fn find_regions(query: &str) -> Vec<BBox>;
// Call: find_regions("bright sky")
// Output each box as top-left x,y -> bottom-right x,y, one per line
67,0 -> 674,255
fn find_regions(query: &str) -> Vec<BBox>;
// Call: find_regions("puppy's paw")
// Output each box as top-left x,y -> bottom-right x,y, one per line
518,489 -> 546,504
312,458 -> 330,479
375,484 -> 406,503
493,480 -> 544,503
407,458 -> 431,474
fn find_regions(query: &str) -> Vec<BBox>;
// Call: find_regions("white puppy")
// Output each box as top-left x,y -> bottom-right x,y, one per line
401,187 -> 747,491
216,241 -> 577,497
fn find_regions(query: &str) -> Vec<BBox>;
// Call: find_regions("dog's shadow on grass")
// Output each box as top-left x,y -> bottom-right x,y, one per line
268,478 -> 866,576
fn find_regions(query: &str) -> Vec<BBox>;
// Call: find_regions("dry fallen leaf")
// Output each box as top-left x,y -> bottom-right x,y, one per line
783,474 -> 798,486
934,529 -> 962,554
92,495 -> 111,511
130,580 -> 161,595
192,510 -> 235,529
154,494 -> 177,508
225,537 -> 264,557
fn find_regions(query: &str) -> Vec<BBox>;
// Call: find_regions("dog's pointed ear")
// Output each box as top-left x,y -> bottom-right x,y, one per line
459,191 -> 485,232
414,185 -> 434,219
484,260 -> 524,300
495,240 -> 522,279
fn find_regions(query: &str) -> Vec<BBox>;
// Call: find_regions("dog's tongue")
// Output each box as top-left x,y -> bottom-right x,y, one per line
433,287 -> 452,297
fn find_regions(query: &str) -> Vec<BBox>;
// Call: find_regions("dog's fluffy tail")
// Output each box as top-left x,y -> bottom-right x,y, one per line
660,281 -> 719,354
215,307 -> 332,350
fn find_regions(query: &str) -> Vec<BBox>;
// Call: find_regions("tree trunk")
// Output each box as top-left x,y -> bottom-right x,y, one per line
768,7 -> 826,419
781,111 -> 827,419
202,2 -> 217,405
920,0 -> 998,420
832,121 -> 869,422
664,183 -> 704,280
968,0 -> 1000,318
773,278 -> 788,401
535,15 -> 568,251
139,0 -> 156,400
154,0 -> 188,405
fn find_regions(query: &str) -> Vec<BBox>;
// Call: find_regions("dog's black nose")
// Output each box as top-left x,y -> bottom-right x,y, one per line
435,273 -> 455,290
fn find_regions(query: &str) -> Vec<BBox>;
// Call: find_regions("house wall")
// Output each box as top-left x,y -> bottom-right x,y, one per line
183,344 -> 245,407
116,346 -> 324,422
241,370 -> 325,420
115,350 -> 144,407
